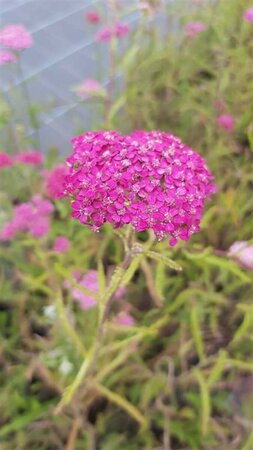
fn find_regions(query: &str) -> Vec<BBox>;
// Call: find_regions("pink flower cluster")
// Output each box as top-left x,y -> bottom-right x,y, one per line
75,79 -> 105,99
0,152 -> 12,168
0,24 -> 32,51
64,130 -> 216,245
53,236 -> 70,253
217,114 -> 235,133
96,22 -> 129,42
85,10 -> 101,24
228,241 -> 253,271
15,150 -> 44,165
114,311 -> 135,327
0,49 -> 17,65
43,164 -> 69,200
244,8 -> 253,23
0,195 -> 54,241
65,270 -> 125,310
185,21 -> 207,38
0,150 -> 43,170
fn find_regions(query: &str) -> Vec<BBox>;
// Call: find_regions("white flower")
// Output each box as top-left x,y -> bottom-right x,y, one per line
59,358 -> 73,376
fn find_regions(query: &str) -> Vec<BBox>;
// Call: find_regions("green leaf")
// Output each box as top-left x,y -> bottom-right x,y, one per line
155,261 -> 166,300
101,266 -> 125,303
0,403 -> 52,438
97,258 -> 106,296
194,369 -> 211,436
208,350 -> 227,386
108,95 -> 126,123
190,305 -> 205,363
54,263 -> 98,299
146,251 -> 182,271
121,254 -> 144,286
247,123 -> 253,152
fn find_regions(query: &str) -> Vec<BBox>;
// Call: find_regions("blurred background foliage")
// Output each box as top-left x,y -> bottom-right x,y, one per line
0,1 -> 253,449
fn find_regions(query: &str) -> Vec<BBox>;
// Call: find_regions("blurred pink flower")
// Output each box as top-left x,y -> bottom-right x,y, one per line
114,311 -> 135,327
85,10 -> 101,24
0,196 -> 53,241
138,2 -> 153,12
71,270 -> 98,310
0,24 -> 32,51
53,236 -> 70,253
113,285 -> 126,299
217,114 -> 235,132
30,216 -> 50,238
96,26 -> 112,42
0,152 -> 13,168
0,49 -> 17,65
31,195 -> 54,215
75,79 -> 106,99
15,150 -> 43,165
0,221 -> 18,240
96,22 -> 129,42
185,21 -> 207,38
244,8 -> 253,22
228,241 -> 253,271
115,22 -> 129,38
66,270 -> 125,310
43,164 -> 69,200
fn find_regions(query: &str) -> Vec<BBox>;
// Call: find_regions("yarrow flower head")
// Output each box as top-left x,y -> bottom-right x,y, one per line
0,152 -> 13,168
217,114 -> 235,133
0,195 -> 54,241
15,150 -> 43,165
244,7 -> 253,22
64,130 -> 216,245
185,21 -> 207,38
0,49 -> 17,65
74,79 -> 106,99
0,24 -> 33,51
43,164 -> 69,200
96,22 -> 129,42
85,10 -> 101,24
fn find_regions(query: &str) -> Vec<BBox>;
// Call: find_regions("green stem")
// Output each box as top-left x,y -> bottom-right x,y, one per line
16,56 -> 41,146
55,288 -> 87,357
56,232 -> 148,413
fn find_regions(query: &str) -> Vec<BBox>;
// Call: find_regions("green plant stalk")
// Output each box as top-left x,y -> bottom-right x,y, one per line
55,288 -> 87,357
16,55 -> 41,146
55,235 -> 150,415
54,285 -> 147,426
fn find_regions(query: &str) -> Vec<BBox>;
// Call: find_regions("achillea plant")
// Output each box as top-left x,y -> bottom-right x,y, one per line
56,128 -> 215,414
